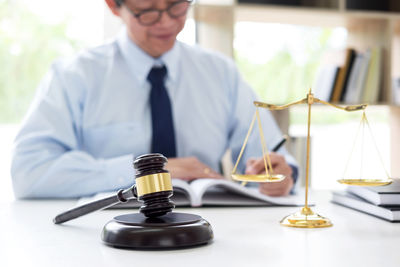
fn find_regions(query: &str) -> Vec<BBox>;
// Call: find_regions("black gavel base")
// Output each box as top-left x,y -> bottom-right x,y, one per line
101,212 -> 213,249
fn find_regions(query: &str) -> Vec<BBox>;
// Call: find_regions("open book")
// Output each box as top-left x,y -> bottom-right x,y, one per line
78,178 -> 306,208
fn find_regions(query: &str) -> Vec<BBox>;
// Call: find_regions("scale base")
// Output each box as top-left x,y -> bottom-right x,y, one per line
101,212 -> 213,249
280,207 -> 333,228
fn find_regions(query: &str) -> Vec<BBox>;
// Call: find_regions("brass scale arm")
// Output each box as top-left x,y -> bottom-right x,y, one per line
253,97 -> 367,112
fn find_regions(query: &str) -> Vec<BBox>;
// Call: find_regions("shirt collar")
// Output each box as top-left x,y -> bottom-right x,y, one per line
117,28 -> 180,87
160,42 -> 180,83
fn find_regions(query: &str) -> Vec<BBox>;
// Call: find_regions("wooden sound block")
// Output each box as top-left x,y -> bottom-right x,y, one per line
101,212 -> 213,249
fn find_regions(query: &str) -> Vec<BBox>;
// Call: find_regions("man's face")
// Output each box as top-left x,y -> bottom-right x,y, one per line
119,0 -> 187,58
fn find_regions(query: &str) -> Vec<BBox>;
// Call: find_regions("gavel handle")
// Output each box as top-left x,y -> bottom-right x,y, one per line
53,186 -> 136,224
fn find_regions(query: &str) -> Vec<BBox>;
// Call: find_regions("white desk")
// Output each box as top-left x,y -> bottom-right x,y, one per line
1,192 -> 399,267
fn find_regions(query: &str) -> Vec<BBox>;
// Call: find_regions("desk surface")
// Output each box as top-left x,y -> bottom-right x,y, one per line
1,191 -> 399,267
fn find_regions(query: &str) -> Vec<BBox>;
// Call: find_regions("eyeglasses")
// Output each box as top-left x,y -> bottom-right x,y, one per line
124,0 -> 193,26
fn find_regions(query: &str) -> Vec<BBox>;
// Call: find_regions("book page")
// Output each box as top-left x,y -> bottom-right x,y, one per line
170,178 -> 196,206
77,178 -> 308,208
189,178 -> 306,206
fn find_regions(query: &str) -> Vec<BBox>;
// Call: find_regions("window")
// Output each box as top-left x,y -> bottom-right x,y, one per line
0,0 -> 103,200
234,22 -> 347,103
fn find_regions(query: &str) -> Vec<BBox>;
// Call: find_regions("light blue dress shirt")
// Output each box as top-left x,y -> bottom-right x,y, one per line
11,29 -> 296,198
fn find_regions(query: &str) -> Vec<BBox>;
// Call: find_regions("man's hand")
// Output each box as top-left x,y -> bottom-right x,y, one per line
245,152 -> 294,196
166,157 -> 224,181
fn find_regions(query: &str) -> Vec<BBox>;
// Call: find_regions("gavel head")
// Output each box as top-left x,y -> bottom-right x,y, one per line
133,153 -> 175,217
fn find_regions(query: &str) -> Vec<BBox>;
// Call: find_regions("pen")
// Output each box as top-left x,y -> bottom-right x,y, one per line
271,135 -> 288,152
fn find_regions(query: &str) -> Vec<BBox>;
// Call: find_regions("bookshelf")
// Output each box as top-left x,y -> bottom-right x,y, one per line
193,0 -> 400,177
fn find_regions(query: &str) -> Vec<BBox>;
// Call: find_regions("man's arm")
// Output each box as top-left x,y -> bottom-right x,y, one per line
166,157 -> 223,180
11,64 -> 134,198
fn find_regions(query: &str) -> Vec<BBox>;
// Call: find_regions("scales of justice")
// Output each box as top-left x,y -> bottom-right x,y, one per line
231,89 -> 393,228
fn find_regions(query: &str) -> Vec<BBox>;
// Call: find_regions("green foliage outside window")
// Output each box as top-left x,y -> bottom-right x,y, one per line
0,1 -> 83,123
234,27 -> 333,105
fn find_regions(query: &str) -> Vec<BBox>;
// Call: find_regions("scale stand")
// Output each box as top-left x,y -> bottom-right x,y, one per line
231,89 -> 392,228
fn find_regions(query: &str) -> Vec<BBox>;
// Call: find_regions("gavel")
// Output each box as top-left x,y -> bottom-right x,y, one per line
53,153 -> 175,224
54,153 -> 213,249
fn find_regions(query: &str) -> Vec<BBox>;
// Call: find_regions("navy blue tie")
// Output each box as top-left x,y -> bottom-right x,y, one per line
147,66 -> 176,158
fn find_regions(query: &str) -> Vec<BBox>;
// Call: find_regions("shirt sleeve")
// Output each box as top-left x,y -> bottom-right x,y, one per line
226,61 -> 299,182
11,63 -> 135,199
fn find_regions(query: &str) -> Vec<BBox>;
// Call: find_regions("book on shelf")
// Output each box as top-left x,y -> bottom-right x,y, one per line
361,47 -> 383,103
392,77 -> 400,105
346,0 -> 390,12
346,179 -> 400,206
330,48 -> 356,102
313,64 -> 339,101
78,178 -> 306,208
343,50 -> 371,104
331,191 -> 400,222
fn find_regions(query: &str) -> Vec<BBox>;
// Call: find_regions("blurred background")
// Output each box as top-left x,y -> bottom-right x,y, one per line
0,0 -> 392,201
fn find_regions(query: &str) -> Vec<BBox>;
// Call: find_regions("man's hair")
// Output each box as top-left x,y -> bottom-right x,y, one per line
114,0 -> 124,7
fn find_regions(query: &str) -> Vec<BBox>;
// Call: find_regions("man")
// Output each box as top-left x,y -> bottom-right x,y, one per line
11,0 -> 297,198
